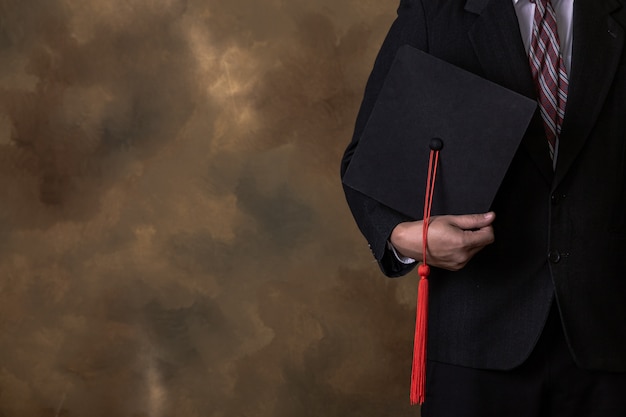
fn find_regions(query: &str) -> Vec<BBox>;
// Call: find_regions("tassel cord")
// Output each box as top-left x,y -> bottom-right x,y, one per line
410,148 -> 439,405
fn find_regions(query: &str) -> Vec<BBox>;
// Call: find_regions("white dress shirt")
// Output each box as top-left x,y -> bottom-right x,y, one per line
391,0 -> 575,265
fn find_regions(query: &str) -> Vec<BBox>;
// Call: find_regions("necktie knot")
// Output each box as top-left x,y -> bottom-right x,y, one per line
530,0 -> 550,14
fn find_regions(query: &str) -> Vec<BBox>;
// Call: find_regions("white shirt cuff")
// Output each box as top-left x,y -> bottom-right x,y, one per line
387,241 -> 417,265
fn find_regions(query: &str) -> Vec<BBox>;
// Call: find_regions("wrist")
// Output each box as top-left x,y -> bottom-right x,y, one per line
390,221 -> 424,260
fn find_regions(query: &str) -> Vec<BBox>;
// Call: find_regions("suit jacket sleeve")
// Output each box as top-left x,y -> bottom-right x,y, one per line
340,0 -> 428,277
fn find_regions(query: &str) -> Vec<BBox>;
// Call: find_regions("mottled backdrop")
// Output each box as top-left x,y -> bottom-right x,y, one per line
0,0 -> 421,416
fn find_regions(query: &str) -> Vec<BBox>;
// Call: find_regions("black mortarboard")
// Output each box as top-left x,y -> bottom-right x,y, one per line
342,45 -> 537,219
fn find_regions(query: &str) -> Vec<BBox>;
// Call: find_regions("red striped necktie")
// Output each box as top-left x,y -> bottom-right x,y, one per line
528,0 -> 568,162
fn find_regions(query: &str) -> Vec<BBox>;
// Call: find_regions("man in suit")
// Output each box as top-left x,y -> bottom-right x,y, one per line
340,0 -> 626,415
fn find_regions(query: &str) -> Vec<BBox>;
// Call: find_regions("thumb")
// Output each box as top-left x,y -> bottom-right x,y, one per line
449,212 -> 495,230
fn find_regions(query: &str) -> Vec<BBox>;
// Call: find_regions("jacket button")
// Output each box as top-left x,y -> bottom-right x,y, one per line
548,251 -> 561,263
551,193 -> 564,205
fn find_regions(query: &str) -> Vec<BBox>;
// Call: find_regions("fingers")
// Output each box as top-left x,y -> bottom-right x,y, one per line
447,212 -> 495,230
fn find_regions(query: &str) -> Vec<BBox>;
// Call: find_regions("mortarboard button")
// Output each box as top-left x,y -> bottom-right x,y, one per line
429,138 -> 444,151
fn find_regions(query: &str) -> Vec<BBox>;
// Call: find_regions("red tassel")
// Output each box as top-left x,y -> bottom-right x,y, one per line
410,265 -> 430,405
410,145 -> 440,405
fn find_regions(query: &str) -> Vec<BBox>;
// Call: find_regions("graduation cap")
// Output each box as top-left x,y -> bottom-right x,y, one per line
342,45 -> 537,405
342,45 -> 537,220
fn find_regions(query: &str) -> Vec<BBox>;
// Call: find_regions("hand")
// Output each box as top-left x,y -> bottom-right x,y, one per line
390,212 -> 496,271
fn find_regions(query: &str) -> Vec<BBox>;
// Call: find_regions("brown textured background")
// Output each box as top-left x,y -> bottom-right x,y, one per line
0,0 -> 421,415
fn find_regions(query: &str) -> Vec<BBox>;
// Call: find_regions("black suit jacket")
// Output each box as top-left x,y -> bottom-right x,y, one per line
341,0 -> 626,371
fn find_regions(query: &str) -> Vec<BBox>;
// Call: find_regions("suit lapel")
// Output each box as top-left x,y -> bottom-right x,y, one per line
466,0 -> 554,184
555,0 -> 625,186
